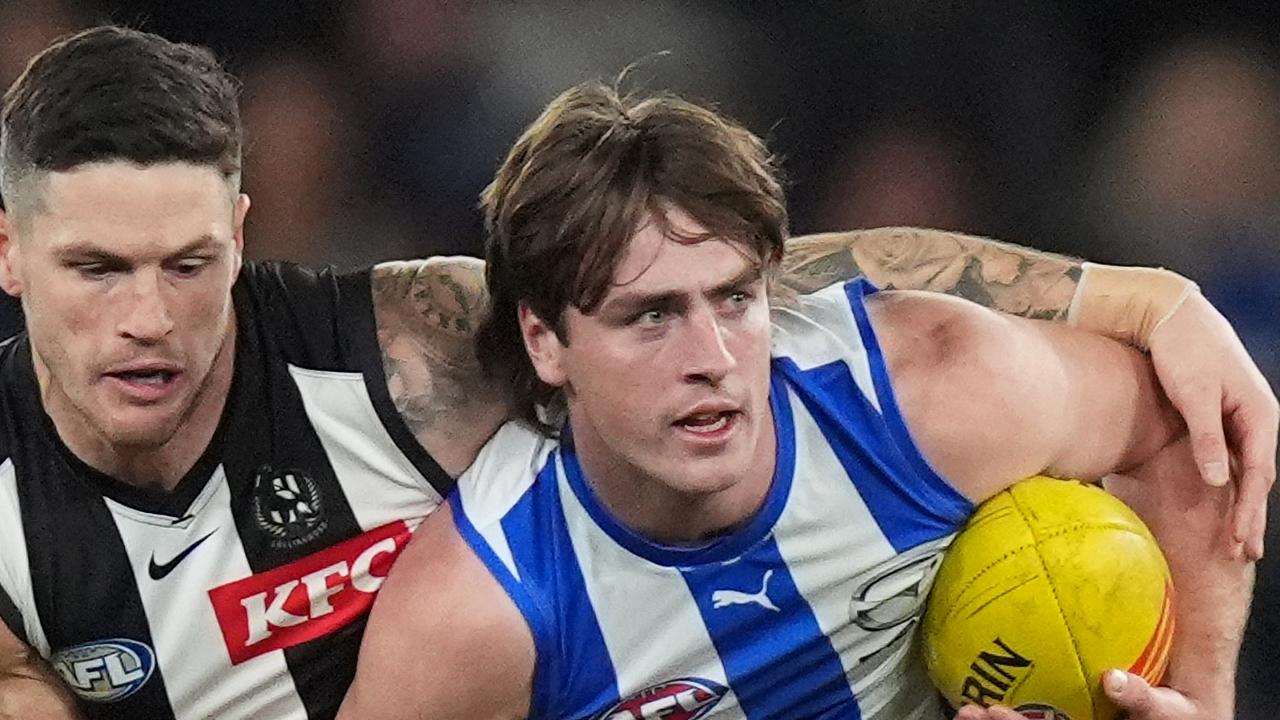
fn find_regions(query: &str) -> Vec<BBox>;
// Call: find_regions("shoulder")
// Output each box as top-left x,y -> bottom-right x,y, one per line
862,290 -> 1063,501
369,256 -> 487,335
344,501 -> 534,718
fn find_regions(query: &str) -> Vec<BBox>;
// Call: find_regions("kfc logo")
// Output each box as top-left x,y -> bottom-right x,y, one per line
209,521 -> 411,664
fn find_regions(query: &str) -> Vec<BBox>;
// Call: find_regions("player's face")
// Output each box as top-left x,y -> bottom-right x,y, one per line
524,208 -> 775,500
0,161 -> 246,449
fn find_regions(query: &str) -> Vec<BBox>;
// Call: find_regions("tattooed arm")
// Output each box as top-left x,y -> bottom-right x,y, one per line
775,227 -> 1081,319
369,257 -> 506,477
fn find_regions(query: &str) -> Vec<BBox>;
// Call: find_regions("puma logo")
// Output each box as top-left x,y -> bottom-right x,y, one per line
712,569 -> 780,612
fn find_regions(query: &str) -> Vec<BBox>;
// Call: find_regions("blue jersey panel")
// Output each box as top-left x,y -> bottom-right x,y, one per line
680,537 -> 861,719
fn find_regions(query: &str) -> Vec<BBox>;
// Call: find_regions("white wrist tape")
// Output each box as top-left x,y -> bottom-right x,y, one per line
1067,262 -> 1200,350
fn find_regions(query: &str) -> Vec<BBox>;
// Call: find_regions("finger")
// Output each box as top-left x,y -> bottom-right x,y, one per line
987,707 -> 1025,720
954,705 -> 986,720
1103,669 -> 1156,715
1234,465 -> 1269,560
1229,410 -> 1276,559
1177,392 -> 1232,487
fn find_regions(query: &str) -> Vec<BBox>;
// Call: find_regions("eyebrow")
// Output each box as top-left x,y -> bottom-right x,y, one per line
55,234 -> 220,262
598,263 -> 764,318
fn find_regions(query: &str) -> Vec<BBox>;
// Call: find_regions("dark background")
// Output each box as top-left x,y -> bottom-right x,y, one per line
3,1 -> 1278,713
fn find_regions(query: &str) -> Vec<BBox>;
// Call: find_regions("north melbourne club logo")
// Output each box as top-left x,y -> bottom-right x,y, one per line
592,678 -> 726,720
251,466 -> 327,548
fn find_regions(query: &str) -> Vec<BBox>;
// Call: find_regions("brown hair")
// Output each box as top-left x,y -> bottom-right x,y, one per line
477,80 -> 788,428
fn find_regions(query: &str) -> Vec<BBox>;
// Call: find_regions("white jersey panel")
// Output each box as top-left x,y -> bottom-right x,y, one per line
455,423 -> 556,577
771,282 -> 881,412
288,365 -> 441,530
0,459 -> 49,656
106,468 -> 307,720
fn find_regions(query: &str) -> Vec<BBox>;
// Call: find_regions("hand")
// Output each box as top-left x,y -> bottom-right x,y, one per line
953,670 -> 1210,720
1147,291 -> 1278,560
1100,669 -> 1212,720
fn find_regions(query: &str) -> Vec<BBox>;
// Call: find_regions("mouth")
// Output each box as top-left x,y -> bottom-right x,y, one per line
676,411 -> 736,434
107,369 -> 179,386
672,405 -> 744,447
102,363 -> 184,402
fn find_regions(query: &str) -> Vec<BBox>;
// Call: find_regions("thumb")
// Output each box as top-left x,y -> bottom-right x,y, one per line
1103,669 -> 1156,715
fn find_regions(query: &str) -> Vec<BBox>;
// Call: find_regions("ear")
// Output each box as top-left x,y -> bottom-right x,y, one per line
0,209 -> 24,298
518,302 -> 568,388
231,193 -> 250,274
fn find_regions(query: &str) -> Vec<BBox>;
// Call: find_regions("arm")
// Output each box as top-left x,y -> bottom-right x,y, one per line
337,503 -> 534,720
370,257 -> 508,476
1104,439 -> 1250,719
867,290 -> 1182,501
785,227 -> 1276,556
0,623 -> 82,719
775,227 -> 1080,319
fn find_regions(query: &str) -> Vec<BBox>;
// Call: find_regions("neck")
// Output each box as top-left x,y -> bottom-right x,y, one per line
35,326 -> 236,492
573,426 -> 777,547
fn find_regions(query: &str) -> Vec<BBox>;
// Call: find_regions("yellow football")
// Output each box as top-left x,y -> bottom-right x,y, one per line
921,476 -> 1174,720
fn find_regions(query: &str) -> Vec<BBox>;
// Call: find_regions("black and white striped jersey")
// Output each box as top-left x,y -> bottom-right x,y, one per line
0,261 -> 452,719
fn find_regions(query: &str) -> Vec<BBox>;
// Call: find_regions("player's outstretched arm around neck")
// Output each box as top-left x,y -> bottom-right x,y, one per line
0,623 -> 83,720
337,503 -> 534,720
782,227 -> 1277,558
369,257 -> 508,477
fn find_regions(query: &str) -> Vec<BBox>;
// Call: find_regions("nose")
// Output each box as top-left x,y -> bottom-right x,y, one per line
117,268 -> 175,342
681,306 -> 736,385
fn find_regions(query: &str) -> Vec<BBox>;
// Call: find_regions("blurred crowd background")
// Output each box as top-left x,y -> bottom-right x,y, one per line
3,0 -> 1279,715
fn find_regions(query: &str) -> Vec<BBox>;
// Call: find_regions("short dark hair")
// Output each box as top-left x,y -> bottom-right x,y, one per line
478,80 -> 788,428
1,25 -> 242,213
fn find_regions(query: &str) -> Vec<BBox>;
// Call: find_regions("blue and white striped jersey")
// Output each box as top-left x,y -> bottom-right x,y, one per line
452,279 -> 975,720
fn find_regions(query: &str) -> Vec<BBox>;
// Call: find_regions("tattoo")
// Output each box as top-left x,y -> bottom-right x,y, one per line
774,228 -> 1083,320
370,259 -> 505,475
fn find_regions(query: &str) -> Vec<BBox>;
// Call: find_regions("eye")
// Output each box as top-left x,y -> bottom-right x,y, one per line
634,309 -> 667,326
72,262 -> 115,279
170,257 -> 211,277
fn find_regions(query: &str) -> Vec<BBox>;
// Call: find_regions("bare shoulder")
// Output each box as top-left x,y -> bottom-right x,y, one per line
369,258 -> 507,476
864,291 -> 1063,501
864,290 -> 1015,380
340,504 -> 534,720
370,256 -> 487,336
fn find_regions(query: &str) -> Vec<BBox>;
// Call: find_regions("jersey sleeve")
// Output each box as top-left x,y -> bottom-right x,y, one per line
770,278 -> 974,547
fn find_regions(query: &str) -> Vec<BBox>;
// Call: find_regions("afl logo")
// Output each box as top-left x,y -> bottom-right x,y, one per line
593,677 -> 726,720
252,465 -> 328,548
50,639 -> 155,703
1016,704 -> 1073,720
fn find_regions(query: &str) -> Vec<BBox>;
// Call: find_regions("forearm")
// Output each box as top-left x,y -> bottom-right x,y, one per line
1106,441 -> 1251,714
776,227 -> 1081,319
